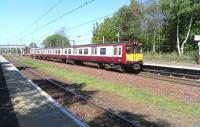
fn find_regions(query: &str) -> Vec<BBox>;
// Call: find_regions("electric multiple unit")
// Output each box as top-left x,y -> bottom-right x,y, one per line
30,40 -> 143,72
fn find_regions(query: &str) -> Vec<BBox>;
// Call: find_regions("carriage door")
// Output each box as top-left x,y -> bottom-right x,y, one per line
133,44 -> 137,61
91,47 -> 97,62
113,46 -> 118,63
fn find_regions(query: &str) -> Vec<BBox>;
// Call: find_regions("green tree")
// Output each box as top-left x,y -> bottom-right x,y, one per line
92,1 -> 142,43
42,34 -> 70,48
92,18 -> 117,43
142,0 -> 164,53
161,0 -> 200,57
113,3 -> 142,41
29,42 -> 38,48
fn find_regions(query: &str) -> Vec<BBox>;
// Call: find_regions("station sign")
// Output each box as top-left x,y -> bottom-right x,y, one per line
194,35 -> 200,41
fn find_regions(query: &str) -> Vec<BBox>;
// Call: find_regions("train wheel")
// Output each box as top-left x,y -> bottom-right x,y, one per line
74,61 -> 83,65
61,59 -> 66,63
97,63 -> 105,69
119,65 -> 126,73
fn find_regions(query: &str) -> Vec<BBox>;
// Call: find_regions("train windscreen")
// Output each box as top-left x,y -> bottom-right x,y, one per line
126,44 -> 142,54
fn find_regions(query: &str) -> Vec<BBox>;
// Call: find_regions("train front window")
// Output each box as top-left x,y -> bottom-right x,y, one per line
126,44 -> 133,54
127,44 -> 142,54
134,44 -> 142,53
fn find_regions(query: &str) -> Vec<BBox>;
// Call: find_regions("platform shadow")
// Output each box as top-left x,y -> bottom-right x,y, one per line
31,79 -> 97,106
16,66 -> 38,70
0,64 -> 19,127
88,110 -> 171,127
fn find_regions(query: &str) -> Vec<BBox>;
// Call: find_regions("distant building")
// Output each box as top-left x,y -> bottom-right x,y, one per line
0,44 -> 30,55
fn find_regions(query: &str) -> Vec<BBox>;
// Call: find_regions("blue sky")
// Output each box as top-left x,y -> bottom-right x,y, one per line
0,0 -> 130,46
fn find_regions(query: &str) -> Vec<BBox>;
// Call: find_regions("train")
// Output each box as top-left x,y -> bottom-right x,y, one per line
30,40 -> 143,72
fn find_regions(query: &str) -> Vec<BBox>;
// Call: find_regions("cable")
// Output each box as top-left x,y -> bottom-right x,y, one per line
66,13 -> 113,31
24,12 -> 113,43
21,0 -> 64,34
23,0 -> 96,38
69,33 -> 92,38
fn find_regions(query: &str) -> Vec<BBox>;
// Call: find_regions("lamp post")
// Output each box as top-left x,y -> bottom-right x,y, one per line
194,35 -> 200,64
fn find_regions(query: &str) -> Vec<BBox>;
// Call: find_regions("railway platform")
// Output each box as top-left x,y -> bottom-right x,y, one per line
0,55 -> 88,127
144,62 -> 200,71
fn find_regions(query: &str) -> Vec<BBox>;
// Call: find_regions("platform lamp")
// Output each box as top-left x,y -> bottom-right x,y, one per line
194,35 -> 200,64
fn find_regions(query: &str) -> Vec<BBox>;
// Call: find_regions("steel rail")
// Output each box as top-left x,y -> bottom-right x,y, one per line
143,68 -> 200,79
137,69 -> 200,87
139,72 -> 200,87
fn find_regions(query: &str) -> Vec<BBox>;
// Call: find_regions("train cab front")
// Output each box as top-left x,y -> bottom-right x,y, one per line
125,41 -> 143,71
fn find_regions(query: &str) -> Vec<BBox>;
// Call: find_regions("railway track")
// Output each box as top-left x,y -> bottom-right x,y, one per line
138,69 -> 200,87
68,61 -> 200,87
12,55 -> 200,87
8,57 -> 141,127
83,62 -> 200,87
16,56 -> 200,87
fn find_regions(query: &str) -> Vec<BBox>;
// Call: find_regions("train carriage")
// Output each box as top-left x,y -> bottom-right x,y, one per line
30,40 -> 143,72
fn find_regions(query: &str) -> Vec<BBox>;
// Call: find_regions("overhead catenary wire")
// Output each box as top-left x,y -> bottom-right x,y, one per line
69,33 -> 92,38
21,0 -> 64,34
22,0 -> 96,39
66,13 -> 113,31
28,13 -> 114,42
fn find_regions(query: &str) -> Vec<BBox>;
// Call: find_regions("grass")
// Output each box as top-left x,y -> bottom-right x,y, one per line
9,55 -> 200,117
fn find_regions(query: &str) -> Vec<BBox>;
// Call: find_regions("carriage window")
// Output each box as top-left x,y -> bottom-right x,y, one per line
92,48 -> 94,54
95,48 -> 97,55
84,48 -> 88,55
79,49 -> 83,54
58,50 -> 60,54
68,49 -> 71,54
118,47 -> 121,55
73,48 -> 77,54
113,47 -> 117,55
100,48 -> 106,55
92,48 -> 97,55
65,49 -> 68,54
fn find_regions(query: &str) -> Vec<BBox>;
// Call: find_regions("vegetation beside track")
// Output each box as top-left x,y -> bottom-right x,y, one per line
7,56 -> 200,117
